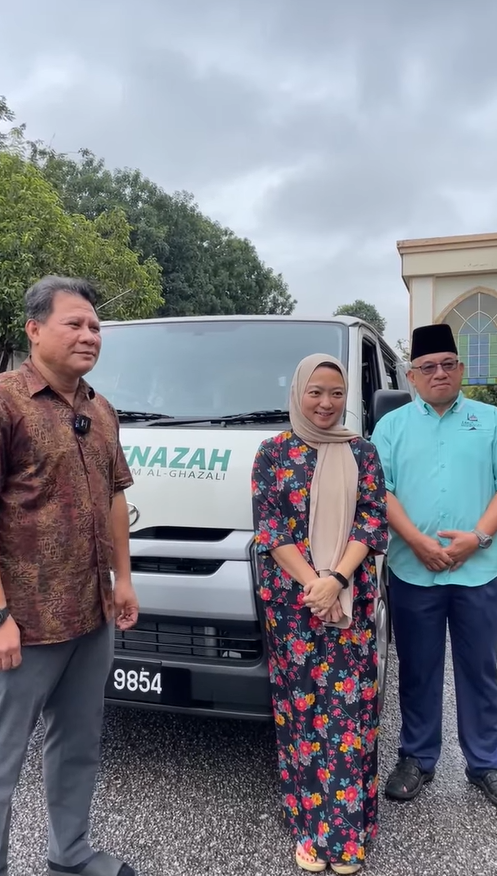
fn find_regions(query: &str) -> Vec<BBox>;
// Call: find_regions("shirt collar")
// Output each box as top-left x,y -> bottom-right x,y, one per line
415,390 -> 465,417
20,358 -> 95,401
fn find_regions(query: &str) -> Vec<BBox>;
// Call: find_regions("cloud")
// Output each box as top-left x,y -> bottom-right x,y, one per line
2,0 -> 497,343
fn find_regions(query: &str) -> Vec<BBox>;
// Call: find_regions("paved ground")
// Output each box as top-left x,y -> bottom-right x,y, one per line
9,648 -> 497,876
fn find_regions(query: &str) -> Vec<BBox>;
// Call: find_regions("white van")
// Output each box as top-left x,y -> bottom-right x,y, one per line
89,315 -> 411,718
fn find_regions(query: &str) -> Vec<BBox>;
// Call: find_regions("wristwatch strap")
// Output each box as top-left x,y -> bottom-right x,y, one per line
330,571 -> 349,590
0,607 -> 10,628
472,529 -> 492,548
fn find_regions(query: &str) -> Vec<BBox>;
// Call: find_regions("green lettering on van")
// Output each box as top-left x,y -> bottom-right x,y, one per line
128,446 -> 151,466
208,449 -> 232,472
170,448 -> 189,469
149,447 -> 168,467
187,448 -> 206,469
124,445 -> 232,473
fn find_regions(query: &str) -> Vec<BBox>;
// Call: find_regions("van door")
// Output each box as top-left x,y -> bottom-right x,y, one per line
359,328 -> 391,710
360,330 -> 384,437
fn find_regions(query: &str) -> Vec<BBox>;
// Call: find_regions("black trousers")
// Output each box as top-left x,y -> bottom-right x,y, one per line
389,572 -> 497,774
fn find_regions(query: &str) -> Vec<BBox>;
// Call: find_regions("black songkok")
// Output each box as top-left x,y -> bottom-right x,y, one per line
410,324 -> 458,361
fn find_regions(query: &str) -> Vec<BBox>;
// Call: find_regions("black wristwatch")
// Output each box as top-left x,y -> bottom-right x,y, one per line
330,571 -> 350,590
0,606 -> 10,628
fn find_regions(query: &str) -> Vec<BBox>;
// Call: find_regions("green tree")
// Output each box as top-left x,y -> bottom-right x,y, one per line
334,299 -> 386,335
0,97 -> 14,150
0,152 -> 162,369
396,338 -> 410,361
33,148 -> 295,316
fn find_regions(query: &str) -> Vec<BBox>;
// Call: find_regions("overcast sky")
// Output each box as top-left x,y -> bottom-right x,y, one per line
2,0 -> 497,345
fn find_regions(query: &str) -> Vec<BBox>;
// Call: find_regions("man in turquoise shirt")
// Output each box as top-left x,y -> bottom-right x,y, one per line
371,323 -> 497,807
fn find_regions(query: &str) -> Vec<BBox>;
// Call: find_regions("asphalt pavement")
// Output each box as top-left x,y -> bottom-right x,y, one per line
9,647 -> 497,876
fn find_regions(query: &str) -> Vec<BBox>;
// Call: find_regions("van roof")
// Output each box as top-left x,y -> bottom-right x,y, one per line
100,314 -> 373,331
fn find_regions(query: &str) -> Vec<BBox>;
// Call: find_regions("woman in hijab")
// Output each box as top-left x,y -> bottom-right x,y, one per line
252,354 -> 388,874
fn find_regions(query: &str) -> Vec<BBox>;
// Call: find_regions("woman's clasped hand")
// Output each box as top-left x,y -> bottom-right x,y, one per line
302,575 -> 344,623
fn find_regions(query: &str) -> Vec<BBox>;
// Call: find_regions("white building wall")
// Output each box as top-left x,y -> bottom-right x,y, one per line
410,276 -> 433,330
434,274 -> 497,320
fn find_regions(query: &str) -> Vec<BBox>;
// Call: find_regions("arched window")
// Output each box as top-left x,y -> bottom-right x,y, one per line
443,291 -> 497,385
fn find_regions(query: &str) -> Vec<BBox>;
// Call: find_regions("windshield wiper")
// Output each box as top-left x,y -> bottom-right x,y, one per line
147,409 -> 290,427
116,410 -> 173,422
216,409 -> 290,424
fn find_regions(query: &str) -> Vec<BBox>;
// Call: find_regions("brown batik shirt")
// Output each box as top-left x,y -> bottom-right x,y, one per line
0,359 -> 133,646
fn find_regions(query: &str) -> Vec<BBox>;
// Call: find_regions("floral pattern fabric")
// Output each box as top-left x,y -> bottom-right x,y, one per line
251,431 -> 388,868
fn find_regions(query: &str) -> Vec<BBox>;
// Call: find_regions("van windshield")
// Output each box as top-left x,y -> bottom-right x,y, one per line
90,319 -> 347,419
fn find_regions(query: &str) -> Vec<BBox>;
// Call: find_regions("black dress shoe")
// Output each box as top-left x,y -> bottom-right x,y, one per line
466,768 -> 497,806
385,756 -> 435,801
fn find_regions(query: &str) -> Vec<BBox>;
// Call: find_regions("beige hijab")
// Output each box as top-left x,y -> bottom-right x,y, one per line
289,354 -> 359,629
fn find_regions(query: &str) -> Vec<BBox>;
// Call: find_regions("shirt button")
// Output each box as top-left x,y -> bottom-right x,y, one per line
441,464 -> 446,468
442,488 -> 447,493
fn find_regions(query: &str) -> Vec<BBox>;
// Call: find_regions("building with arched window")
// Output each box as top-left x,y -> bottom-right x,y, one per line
397,233 -> 497,386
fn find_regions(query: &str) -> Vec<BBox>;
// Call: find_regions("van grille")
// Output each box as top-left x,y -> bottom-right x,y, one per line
130,557 -> 223,575
132,527 -> 232,542
114,616 -> 263,662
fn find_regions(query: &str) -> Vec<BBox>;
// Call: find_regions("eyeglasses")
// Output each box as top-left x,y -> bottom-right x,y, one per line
411,359 -> 459,376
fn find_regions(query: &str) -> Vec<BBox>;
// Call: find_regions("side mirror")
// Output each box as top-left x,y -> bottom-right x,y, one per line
370,389 -> 412,431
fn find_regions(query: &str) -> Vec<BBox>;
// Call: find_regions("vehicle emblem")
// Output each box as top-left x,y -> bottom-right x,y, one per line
127,503 -> 140,527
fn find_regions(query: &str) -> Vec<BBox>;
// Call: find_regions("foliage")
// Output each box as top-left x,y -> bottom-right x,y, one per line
1,93 -> 294,369
334,299 -> 386,336
463,385 -> 497,406
0,151 -> 162,369
0,97 -> 14,149
31,147 -> 296,317
395,338 -> 410,361
0,94 -> 295,372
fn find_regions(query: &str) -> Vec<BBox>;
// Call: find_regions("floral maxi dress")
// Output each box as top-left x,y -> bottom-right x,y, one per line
251,431 -> 388,869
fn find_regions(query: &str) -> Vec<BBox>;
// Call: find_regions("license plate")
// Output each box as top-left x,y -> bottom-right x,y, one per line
106,660 -> 163,703
105,660 -> 193,706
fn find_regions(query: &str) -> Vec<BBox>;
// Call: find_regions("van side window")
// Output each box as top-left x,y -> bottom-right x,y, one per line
381,344 -> 400,390
361,338 -> 381,436
395,361 -> 411,392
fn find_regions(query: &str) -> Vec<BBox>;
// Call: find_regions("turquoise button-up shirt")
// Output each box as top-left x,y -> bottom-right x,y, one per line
371,392 -> 497,587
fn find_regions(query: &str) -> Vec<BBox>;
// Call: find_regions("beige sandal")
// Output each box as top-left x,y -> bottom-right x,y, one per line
331,865 -> 362,875
295,843 -> 327,872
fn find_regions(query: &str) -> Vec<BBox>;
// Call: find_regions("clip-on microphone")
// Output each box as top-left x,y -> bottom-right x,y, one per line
74,415 -> 92,435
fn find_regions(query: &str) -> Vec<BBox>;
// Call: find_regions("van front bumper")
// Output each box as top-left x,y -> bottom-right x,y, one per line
104,614 -> 272,720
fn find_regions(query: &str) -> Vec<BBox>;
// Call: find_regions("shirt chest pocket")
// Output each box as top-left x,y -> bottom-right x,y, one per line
10,419 -> 75,484
24,423 -> 116,492
456,427 -> 495,469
